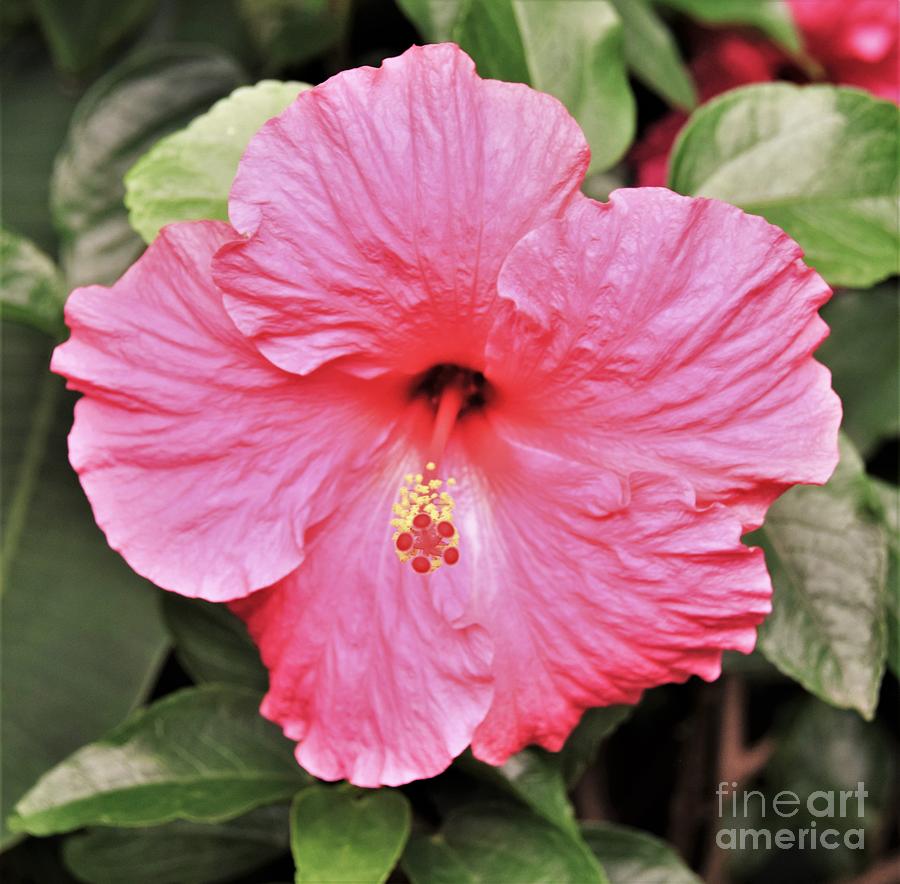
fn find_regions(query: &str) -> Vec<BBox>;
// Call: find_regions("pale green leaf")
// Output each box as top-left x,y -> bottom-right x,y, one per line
125,79 -> 308,243
669,84 -> 900,288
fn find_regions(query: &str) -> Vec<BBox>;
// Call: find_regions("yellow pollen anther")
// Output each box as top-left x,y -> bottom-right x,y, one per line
391,467 -> 460,574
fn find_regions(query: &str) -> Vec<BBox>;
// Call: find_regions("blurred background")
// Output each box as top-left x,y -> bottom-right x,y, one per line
1,1 -> 898,883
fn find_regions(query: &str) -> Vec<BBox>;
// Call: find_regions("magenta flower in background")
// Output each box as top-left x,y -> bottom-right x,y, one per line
789,0 -> 900,103
52,44 -> 840,787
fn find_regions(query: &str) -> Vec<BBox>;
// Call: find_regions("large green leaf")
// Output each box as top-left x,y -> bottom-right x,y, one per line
10,684 -> 308,836
402,802 -> 608,884
63,805 -> 290,884
608,0 -> 696,109
137,0 -> 258,69
0,37 -> 81,253
161,593 -> 268,692
581,822 -> 700,884
399,0 -> 635,173
871,480 -> 899,677
52,45 -> 244,287
1,320 -> 168,849
512,1 -> 635,172
238,0 -> 351,72
756,435 -> 888,718
0,230 -> 66,335
669,84 -> 900,288
817,285 -> 899,457
125,79 -> 308,243
32,0 -> 158,74
656,0 -> 800,52
290,786 -> 411,884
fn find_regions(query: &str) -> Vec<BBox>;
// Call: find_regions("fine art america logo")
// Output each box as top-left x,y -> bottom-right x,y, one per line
715,782 -> 868,851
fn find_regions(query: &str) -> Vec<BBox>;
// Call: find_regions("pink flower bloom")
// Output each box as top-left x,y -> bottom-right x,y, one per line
790,0 -> 900,102
633,0 -> 899,187
52,44 -> 840,786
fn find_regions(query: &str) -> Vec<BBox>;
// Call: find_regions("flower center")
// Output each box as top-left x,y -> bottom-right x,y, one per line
391,365 -> 487,574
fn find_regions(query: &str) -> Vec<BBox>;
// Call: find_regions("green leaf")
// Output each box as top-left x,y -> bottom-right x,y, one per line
459,706 -> 629,835
10,684 -> 308,836
125,79 -> 308,243
137,0 -> 258,69
817,285 -> 899,457
399,0 -> 635,173
402,802 -> 608,884
669,84 -> 900,288
871,479 -> 899,678
655,0 -> 800,52
756,434 -> 888,718
290,786 -> 411,884
1,321 -> 168,849
0,230 -> 66,335
452,0 -> 530,82
63,805 -> 290,884
32,0 -> 158,74
581,822 -> 700,884
0,37 -> 81,253
512,1 -> 636,172
609,0 -> 696,109
395,0 -> 465,41
161,593 -> 268,691
458,751 -> 578,836
558,706 -> 632,788
238,0 -> 351,72
52,45 -> 244,287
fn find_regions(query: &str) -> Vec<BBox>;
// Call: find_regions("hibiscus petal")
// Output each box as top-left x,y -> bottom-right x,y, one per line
52,221 -> 407,601
230,468 -> 493,787
489,188 -> 841,528
213,43 -> 589,378
461,427 -> 772,765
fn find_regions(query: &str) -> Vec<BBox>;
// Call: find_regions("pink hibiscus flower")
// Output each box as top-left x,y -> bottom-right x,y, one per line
51,44 -> 840,787
633,0 -> 900,187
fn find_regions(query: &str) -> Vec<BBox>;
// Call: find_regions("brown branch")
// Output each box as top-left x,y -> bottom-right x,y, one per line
702,675 -> 774,884
573,764 -> 607,822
